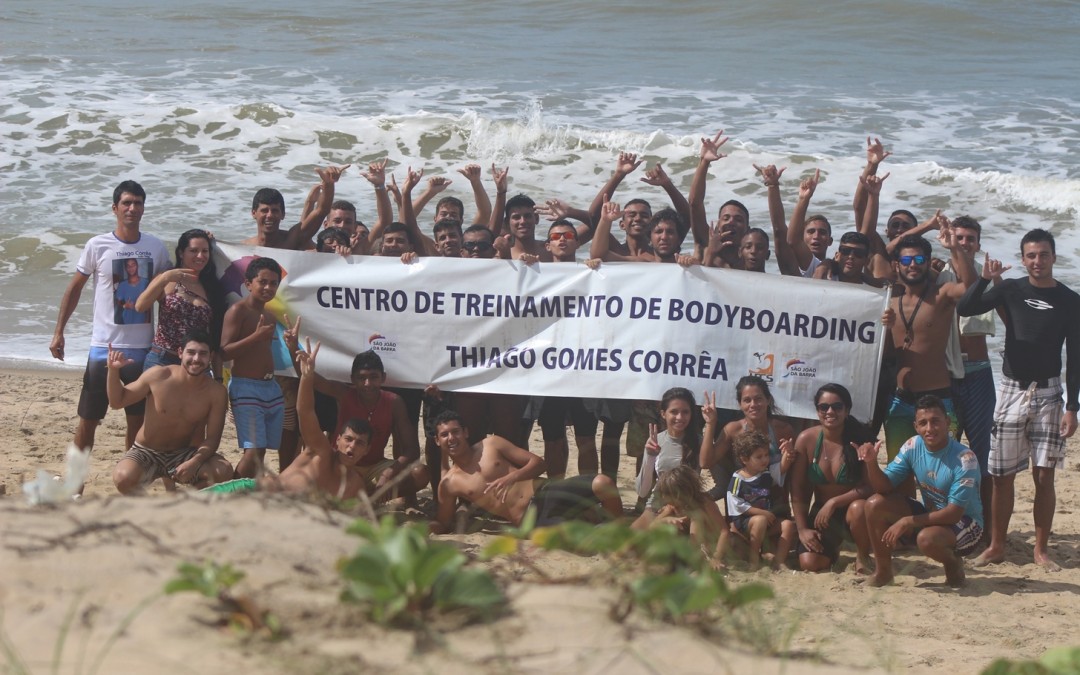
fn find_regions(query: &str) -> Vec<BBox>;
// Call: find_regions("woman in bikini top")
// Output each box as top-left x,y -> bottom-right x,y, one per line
790,383 -> 876,573
136,229 -> 226,371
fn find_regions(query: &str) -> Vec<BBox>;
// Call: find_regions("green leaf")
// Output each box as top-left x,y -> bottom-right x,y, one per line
433,568 -> 504,612
1040,647 -> 1080,674
346,517 -> 379,541
481,535 -> 520,559
413,545 -> 464,591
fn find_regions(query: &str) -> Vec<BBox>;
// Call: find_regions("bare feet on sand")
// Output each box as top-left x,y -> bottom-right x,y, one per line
869,572 -> 894,587
944,558 -> 966,587
854,554 -> 874,576
1035,551 -> 1062,572
971,548 -> 1005,568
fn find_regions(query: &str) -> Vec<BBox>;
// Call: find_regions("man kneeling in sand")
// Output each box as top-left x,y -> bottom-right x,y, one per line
856,395 -> 984,586
107,330 -> 233,493
429,411 -> 623,534
274,341 -> 373,499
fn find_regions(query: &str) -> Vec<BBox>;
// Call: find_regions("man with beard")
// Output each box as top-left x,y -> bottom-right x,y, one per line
882,230 -> 976,469
106,330 -> 232,494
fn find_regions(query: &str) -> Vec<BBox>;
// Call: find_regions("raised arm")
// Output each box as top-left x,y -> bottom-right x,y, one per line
641,163 -> 692,243
859,172 -> 891,257
410,175 -> 450,221
360,159 -> 393,245
295,340 -> 334,461
885,209 -> 943,256
401,166 -> 439,256
688,131 -> 728,253
852,137 -> 890,231
289,165 -> 346,247
755,163 -> 801,276
487,164 -> 509,237
938,222 -> 977,301
786,168 -> 820,270
587,153 -> 643,226
106,344 -> 156,409
537,199 -> 594,244
957,255 -> 1010,317
590,197 -> 634,262
458,164 -> 492,225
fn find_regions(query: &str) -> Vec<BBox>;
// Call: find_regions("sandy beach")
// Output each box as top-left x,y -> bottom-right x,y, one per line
2,365 -> 1079,674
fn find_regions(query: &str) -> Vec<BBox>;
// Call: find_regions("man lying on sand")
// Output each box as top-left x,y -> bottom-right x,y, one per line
429,410 -> 623,534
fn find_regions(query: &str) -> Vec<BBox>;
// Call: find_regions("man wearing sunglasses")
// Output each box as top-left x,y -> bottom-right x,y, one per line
882,231 -> 976,484
957,228 -> 1080,571
811,232 -> 879,284
461,224 -> 498,259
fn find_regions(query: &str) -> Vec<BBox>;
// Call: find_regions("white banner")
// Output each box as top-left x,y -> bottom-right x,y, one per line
216,243 -> 889,421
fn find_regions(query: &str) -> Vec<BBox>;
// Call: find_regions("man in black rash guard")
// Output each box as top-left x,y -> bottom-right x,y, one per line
957,228 -> 1080,571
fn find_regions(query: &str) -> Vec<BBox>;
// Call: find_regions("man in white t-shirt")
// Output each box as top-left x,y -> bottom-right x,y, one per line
50,180 -> 171,458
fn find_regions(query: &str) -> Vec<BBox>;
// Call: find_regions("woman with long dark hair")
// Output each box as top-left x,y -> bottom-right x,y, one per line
790,383 -> 876,573
136,229 -> 226,372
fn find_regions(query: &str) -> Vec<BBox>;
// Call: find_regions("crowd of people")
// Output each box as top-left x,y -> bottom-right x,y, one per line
49,133 -> 1080,584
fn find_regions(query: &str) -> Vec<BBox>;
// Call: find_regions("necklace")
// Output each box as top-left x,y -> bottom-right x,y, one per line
898,284 -> 930,349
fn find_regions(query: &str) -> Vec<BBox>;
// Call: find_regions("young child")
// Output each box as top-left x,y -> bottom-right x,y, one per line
220,257 -> 284,478
721,430 -> 797,569
632,387 -> 707,529
653,464 -> 729,563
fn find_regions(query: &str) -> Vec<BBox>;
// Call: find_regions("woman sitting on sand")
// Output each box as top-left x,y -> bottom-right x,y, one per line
700,376 -> 796,514
137,229 -> 226,372
789,383 -> 876,573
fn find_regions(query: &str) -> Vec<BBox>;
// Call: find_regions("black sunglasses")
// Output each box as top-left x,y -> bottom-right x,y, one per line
463,241 -> 493,252
816,401 -> 846,413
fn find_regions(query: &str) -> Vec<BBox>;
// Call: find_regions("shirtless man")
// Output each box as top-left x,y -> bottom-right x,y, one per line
276,340 -> 372,499
689,131 -> 749,268
283,328 -> 428,504
958,229 -> 1080,570
587,153 -> 691,259
590,199 -> 697,266
107,330 -> 232,494
429,411 -> 623,533
883,230 -> 976,466
245,165 -> 346,469
786,169 -> 834,278
703,164 -> 800,275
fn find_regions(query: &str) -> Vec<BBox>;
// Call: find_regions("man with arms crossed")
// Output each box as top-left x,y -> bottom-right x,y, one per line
957,228 -> 1080,570
107,330 -> 232,493
50,180 -> 171,460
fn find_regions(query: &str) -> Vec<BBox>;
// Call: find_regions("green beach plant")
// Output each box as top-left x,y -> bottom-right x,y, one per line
338,516 -> 505,627
165,561 -> 282,639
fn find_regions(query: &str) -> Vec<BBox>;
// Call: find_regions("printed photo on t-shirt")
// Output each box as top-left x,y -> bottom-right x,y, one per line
112,257 -> 153,325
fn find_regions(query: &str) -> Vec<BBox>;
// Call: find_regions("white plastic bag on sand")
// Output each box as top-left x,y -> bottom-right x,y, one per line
23,445 -> 90,505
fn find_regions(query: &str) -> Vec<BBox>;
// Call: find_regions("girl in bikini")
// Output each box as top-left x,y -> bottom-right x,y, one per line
790,383 -> 876,573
